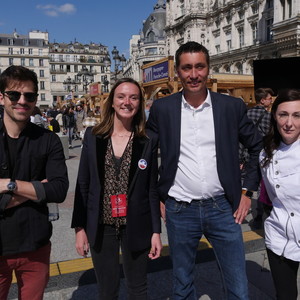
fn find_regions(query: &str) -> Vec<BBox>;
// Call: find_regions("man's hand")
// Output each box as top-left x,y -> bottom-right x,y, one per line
233,194 -> 251,224
5,195 -> 28,209
0,178 -> 11,193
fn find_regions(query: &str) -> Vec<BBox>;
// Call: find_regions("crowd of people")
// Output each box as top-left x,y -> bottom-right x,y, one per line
0,41 -> 299,300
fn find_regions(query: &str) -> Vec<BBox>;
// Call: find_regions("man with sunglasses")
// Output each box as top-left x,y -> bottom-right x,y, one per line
0,66 -> 69,299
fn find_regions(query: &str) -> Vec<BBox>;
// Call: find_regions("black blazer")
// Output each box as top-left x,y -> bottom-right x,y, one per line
71,127 -> 161,252
146,91 -> 262,212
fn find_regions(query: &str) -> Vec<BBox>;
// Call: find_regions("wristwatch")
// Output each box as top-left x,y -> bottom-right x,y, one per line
242,189 -> 253,198
7,181 -> 17,192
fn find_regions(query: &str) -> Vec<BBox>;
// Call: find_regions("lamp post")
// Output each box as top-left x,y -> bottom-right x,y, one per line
77,66 -> 94,95
111,46 -> 126,83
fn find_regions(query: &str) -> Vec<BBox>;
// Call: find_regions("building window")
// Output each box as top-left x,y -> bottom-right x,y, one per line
23,39 -> 29,46
251,3 -> 258,14
37,40 -> 43,47
52,75 -> 56,82
8,39 -> 14,45
266,18 -> 273,41
266,0 -> 274,9
20,48 -> 25,54
29,48 -> 33,55
40,70 -> 44,77
238,28 -> 244,47
40,93 -> 46,101
9,58 -> 14,66
59,55 -> 63,62
51,64 -> 56,71
227,40 -> 232,51
40,81 -> 45,90
215,45 -> 220,54
29,58 -> 34,66
66,65 -> 71,72
38,49 -> 43,56
60,65 -> 64,71
8,48 -> 13,55
66,55 -> 70,62
21,58 -> 26,66
39,59 -> 44,67
252,23 -> 258,44
74,65 -> 78,72
287,0 -> 292,18
145,47 -> 158,55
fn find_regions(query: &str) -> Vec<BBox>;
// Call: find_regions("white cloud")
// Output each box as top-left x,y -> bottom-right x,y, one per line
37,3 -> 76,17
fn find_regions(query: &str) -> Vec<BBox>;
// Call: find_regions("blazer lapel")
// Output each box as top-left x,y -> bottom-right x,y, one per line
171,93 -> 182,159
210,93 -> 222,158
127,136 -> 149,196
96,136 -> 108,186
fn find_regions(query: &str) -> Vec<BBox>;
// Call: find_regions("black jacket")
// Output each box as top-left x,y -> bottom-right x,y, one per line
0,120 -> 69,255
71,128 -> 161,252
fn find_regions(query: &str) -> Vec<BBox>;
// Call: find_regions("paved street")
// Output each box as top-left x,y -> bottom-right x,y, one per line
7,139 -> 300,299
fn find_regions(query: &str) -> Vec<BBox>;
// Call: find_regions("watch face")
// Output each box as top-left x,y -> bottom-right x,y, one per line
245,190 -> 253,198
7,182 -> 16,191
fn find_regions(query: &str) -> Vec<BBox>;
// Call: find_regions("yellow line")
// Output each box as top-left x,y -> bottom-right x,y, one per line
11,230 -> 264,283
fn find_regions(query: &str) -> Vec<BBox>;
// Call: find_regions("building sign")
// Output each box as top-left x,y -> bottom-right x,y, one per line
143,61 -> 169,83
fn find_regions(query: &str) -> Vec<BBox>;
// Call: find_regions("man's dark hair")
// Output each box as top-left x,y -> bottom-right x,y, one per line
254,88 -> 274,104
175,41 -> 210,69
0,65 -> 38,94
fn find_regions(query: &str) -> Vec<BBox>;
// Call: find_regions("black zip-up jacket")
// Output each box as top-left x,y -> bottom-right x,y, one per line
0,120 -> 69,256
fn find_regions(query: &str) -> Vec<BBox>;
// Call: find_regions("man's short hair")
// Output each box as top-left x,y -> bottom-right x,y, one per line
175,41 -> 210,69
254,88 -> 274,104
0,65 -> 38,94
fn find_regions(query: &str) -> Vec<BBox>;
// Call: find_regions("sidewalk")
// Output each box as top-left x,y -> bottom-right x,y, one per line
7,140 -> 299,299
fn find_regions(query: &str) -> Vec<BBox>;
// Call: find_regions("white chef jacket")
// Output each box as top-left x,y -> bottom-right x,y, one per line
260,140 -> 300,261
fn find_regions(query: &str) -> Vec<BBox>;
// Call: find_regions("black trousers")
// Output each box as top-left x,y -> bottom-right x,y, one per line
267,248 -> 299,300
91,224 -> 149,300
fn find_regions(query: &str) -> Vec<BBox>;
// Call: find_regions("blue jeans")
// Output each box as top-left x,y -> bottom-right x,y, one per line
166,195 -> 249,300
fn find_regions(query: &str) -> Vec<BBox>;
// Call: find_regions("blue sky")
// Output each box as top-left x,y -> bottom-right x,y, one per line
0,0 -> 157,58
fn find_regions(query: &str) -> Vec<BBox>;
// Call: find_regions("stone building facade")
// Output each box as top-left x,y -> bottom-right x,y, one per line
0,30 -> 52,107
165,0 -> 300,75
49,41 -> 110,105
123,0 -> 167,80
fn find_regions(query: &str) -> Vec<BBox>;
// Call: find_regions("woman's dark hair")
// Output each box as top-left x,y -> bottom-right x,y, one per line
63,106 -> 74,115
92,78 -> 146,137
262,88 -> 300,166
0,65 -> 38,94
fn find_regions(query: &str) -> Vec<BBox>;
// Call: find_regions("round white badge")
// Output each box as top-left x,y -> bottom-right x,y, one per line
138,159 -> 147,170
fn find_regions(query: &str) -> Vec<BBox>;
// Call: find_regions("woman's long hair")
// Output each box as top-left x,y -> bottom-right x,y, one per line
92,78 -> 146,138
262,88 -> 300,167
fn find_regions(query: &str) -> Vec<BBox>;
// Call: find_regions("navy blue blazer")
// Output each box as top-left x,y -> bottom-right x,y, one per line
146,91 -> 262,212
71,127 -> 161,252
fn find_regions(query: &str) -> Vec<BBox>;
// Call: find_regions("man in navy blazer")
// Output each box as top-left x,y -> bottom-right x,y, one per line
147,42 -> 262,299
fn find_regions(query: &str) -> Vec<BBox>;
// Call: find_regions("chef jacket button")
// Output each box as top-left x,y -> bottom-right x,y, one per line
291,212 -> 294,217
276,184 -> 280,188
1,163 -> 8,170
275,171 -> 279,175
274,161 -> 278,164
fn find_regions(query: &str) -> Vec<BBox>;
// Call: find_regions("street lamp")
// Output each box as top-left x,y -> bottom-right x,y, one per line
111,46 -> 126,81
102,75 -> 110,93
77,66 -> 94,94
63,76 -> 81,102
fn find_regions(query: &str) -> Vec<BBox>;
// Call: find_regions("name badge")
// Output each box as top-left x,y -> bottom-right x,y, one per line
110,194 -> 127,217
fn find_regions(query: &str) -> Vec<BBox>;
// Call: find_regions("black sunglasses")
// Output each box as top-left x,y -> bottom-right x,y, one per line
3,91 -> 38,103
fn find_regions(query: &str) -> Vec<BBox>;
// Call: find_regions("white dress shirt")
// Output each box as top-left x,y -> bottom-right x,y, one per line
260,140 -> 300,261
168,91 -> 224,202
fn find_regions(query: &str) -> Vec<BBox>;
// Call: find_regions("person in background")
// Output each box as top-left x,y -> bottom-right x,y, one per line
63,105 -> 76,148
31,106 -> 48,128
71,78 -> 162,299
0,65 -> 68,299
246,87 -> 274,229
144,99 -> 153,121
74,103 -> 86,140
260,88 -> 300,300
55,108 -> 64,131
147,41 -> 262,299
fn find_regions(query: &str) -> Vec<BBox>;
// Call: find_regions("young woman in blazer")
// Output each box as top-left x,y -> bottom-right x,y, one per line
71,78 -> 162,299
